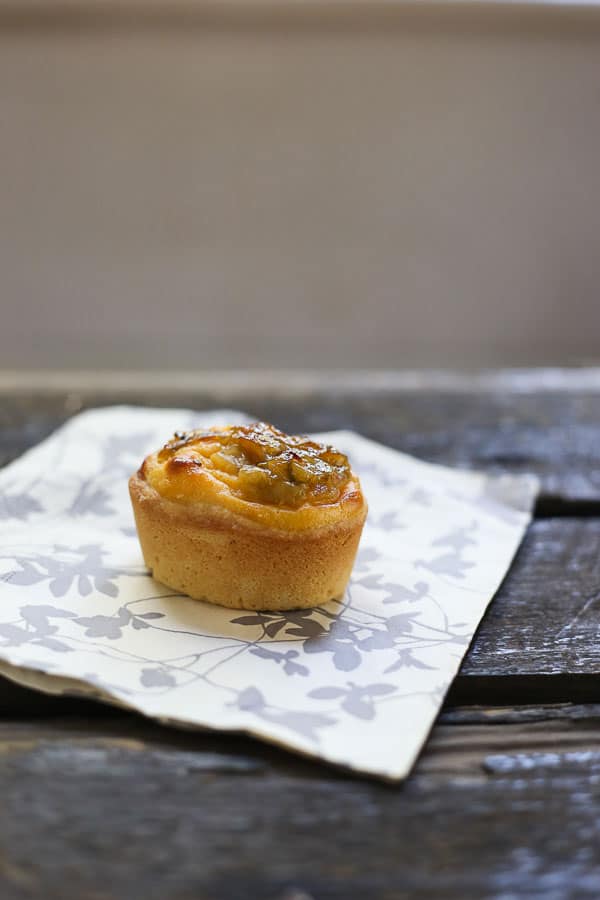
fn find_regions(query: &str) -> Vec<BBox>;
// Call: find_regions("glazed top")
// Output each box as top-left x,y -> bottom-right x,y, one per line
138,422 -> 365,531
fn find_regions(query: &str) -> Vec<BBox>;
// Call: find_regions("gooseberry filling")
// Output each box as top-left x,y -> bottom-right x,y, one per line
157,422 -> 352,509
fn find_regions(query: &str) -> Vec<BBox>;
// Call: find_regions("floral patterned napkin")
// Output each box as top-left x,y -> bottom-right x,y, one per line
0,407 -> 538,780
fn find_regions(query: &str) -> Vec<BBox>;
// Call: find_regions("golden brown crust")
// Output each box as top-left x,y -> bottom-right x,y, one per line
129,471 -> 367,610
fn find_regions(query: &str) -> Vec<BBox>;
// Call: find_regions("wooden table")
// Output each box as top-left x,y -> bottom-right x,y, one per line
2,370 -> 600,899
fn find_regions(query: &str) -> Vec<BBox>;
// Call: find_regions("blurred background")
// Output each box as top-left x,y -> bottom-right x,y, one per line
2,0 -> 600,372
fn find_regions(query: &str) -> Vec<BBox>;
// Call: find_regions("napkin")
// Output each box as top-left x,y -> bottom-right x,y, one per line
0,407 -> 538,780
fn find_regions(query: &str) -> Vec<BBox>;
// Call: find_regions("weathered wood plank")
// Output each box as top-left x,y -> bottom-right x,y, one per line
449,517 -> 600,703
1,714 -> 600,898
458,518 -> 600,678
2,708 -> 600,777
2,385 -> 600,502
440,701 -> 600,725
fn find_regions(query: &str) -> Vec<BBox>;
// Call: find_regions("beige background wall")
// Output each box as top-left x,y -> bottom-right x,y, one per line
1,2 -> 600,370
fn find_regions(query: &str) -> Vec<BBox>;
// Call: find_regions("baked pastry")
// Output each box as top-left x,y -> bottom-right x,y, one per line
129,422 -> 367,611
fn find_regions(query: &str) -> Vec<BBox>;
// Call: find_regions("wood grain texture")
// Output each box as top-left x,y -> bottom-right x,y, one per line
456,518 -> 600,678
1,715 -> 600,898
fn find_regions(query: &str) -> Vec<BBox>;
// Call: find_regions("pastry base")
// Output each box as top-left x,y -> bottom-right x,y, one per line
129,473 -> 367,611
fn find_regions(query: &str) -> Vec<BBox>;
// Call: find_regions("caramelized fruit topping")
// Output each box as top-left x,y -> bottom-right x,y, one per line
157,422 -> 353,508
